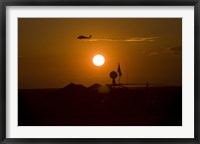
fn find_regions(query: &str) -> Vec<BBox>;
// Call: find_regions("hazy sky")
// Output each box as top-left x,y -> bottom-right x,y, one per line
18,18 -> 182,89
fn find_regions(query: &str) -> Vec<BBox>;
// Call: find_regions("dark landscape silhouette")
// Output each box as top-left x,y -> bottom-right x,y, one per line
18,83 -> 182,126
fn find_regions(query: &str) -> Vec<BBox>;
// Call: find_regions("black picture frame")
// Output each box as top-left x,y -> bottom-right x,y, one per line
0,0 -> 199,143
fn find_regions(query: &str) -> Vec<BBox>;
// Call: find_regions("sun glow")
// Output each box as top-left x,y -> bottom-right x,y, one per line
93,54 -> 105,66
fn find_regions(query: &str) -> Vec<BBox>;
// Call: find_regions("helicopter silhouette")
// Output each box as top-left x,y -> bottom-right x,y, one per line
77,35 -> 92,39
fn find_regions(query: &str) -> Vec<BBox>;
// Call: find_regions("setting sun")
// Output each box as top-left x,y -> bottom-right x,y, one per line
92,54 -> 105,66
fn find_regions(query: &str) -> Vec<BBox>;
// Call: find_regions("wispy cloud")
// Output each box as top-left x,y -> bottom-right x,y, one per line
167,46 -> 182,55
149,52 -> 159,56
81,37 -> 158,42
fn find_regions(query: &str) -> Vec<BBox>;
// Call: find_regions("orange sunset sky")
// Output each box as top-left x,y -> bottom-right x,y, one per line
18,18 -> 182,89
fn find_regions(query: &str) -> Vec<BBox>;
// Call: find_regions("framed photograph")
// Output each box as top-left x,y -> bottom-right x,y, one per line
0,0 -> 199,143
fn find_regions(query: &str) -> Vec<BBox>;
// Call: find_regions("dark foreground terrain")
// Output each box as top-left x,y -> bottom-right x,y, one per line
18,83 -> 182,126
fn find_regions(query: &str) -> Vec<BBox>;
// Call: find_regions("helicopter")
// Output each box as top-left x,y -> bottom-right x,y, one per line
77,35 -> 92,39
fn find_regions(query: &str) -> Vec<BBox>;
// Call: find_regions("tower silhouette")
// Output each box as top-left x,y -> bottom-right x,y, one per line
109,71 -> 118,86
